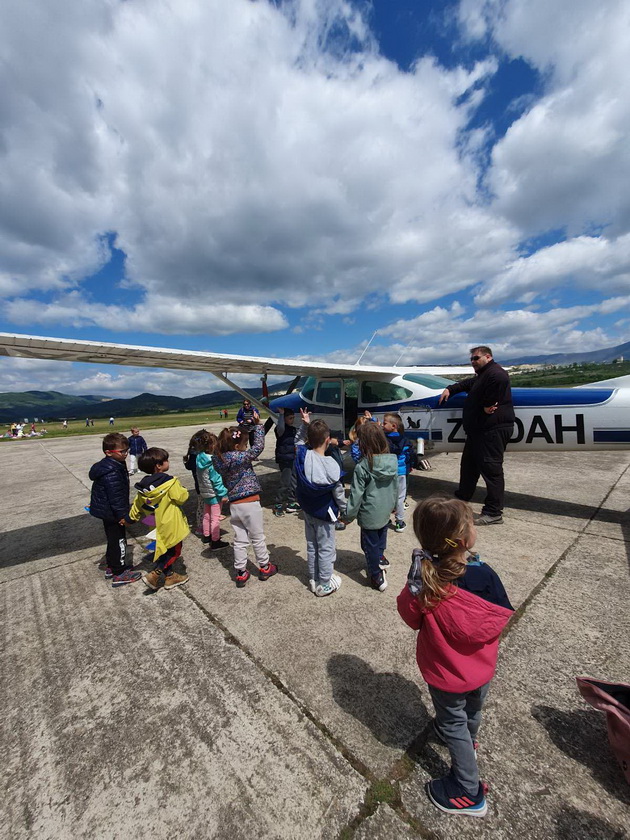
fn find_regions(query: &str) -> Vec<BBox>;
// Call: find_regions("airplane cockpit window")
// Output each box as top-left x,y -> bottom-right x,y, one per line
360,381 -> 413,405
402,373 -> 456,389
300,376 -> 316,401
316,380 -> 342,405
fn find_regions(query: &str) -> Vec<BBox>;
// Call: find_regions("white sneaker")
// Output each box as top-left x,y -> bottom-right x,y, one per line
315,575 -> 342,597
309,578 -> 317,593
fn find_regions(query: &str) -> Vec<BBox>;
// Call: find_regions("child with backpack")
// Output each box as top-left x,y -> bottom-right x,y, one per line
397,496 -> 513,817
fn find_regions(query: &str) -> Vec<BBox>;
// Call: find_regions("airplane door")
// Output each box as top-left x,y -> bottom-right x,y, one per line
313,379 -> 344,439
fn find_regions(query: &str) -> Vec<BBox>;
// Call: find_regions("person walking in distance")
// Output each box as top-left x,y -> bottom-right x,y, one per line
438,347 -> 514,525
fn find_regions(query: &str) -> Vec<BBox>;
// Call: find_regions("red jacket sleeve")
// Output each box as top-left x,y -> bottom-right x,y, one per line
397,585 -> 424,631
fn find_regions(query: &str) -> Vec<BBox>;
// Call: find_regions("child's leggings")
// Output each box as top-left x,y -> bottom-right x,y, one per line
428,681 -> 490,795
155,542 -> 183,575
195,494 -> 204,532
230,500 -> 269,571
396,475 -> 407,521
203,502 -> 221,541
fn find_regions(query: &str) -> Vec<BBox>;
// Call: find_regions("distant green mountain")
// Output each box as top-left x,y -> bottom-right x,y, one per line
0,381 -> 301,422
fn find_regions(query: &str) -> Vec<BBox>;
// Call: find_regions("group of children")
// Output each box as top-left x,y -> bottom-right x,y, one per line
89,412 -> 513,818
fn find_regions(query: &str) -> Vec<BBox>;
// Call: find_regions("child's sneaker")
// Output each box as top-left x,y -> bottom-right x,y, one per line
404,498 -> 410,509
425,774 -> 487,817
309,578 -> 317,593
394,519 -> 407,532
370,571 -> 388,592
163,572 -> 189,590
210,539 -> 229,550
258,562 -> 278,581
315,574 -> 342,597
201,535 -> 212,544
273,504 -> 285,517
379,556 -> 390,570
111,568 -> 142,588
235,569 -> 251,588
142,569 -> 163,590
104,567 -> 113,579
285,503 -> 302,515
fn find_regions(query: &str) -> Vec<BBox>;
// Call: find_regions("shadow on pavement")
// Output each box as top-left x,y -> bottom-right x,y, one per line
555,805 -> 628,839
327,653 -> 428,748
532,705 -> 630,804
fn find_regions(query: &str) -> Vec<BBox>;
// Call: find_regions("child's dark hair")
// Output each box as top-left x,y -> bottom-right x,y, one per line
102,432 -> 129,453
412,496 -> 472,609
189,428 -> 219,455
138,447 -> 169,474
307,419 -> 330,449
218,426 -> 247,454
383,412 -> 404,434
357,422 -> 389,467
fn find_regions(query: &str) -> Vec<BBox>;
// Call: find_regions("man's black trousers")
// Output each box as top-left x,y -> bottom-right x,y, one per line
455,424 -> 513,517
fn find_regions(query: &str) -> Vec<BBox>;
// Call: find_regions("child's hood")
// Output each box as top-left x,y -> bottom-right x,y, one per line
430,587 -> 513,645
364,453 -> 398,481
196,452 -> 213,469
134,472 -> 176,500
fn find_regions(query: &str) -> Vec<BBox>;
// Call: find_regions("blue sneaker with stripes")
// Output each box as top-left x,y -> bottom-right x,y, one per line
426,774 -> 487,817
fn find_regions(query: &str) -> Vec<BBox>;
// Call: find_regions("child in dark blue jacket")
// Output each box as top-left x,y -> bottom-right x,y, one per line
383,412 -> 415,533
89,432 -> 142,587
273,408 -> 299,516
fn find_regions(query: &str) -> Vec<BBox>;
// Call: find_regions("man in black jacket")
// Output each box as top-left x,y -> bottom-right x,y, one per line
438,346 -> 514,525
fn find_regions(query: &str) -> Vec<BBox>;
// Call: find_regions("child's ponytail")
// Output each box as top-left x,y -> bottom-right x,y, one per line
410,496 -> 472,609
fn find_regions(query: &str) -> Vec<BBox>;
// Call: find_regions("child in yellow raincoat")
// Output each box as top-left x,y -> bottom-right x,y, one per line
128,447 -> 190,591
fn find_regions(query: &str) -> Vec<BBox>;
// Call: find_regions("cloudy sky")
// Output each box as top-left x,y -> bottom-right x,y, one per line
1,0 -> 630,397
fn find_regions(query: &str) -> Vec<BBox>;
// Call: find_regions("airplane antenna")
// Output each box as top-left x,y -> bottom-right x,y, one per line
355,330 -> 378,365
394,341 -> 413,366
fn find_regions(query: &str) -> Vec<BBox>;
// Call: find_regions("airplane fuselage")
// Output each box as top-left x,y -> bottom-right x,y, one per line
269,373 -> 630,453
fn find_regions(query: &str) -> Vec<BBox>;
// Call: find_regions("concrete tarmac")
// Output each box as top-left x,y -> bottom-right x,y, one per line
1,426 -> 629,839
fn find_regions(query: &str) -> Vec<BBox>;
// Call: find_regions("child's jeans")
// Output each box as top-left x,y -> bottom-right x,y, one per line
396,475 -> 407,521
155,541 -> 184,576
275,465 -> 296,505
230,500 -> 269,571
203,501 -> 221,541
360,526 -> 388,577
428,682 -> 490,795
303,512 -> 336,584
103,519 -> 127,574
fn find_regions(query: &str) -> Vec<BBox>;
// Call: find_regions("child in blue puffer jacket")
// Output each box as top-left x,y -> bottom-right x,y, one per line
382,412 -> 415,533
89,432 -> 142,587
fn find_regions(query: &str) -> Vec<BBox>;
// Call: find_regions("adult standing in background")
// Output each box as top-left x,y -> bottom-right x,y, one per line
438,346 -> 515,525
109,416 -> 115,426
236,399 -> 260,447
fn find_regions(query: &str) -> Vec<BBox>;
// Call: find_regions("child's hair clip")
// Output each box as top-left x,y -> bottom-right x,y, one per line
444,537 -> 458,548
232,430 -> 240,439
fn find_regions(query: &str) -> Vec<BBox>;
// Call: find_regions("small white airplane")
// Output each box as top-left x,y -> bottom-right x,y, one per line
1,332 -> 629,455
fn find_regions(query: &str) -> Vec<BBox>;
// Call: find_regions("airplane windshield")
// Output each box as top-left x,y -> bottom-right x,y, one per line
300,376 -> 316,401
402,373 -> 457,389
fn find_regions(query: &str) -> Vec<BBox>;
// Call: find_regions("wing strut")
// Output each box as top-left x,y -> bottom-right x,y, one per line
210,371 -> 278,421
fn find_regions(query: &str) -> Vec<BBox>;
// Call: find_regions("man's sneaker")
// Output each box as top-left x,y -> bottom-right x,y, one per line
370,571 -> 388,592
432,720 -> 479,757
104,567 -> 114,579
210,539 -> 230,550
334,520 -> 346,531
474,513 -> 503,526
111,568 -> 142,588
258,562 -> 278,581
273,504 -> 285,517
394,519 -> 407,532
425,774 -> 487,817
163,572 -> 189,590
142,569 -> 163,590
379,556 -> 390,571
285,503 -> 302,515
315,574 -> 342,597
235,569 -> 251,588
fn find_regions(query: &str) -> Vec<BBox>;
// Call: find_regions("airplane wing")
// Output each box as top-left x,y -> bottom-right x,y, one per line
0,332 -> 471,378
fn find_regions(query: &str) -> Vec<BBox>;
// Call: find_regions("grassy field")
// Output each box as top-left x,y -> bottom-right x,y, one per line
508,361 -> 630,387
1,403 -> 267,443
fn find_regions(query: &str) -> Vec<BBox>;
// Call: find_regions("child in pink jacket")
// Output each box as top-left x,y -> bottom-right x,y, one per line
397,495 -> 513,818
